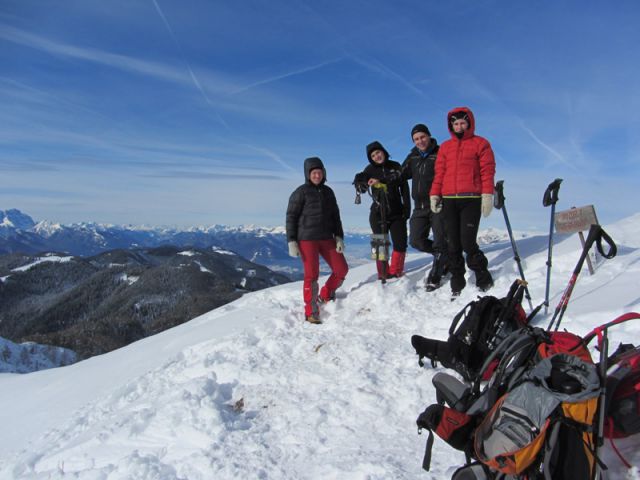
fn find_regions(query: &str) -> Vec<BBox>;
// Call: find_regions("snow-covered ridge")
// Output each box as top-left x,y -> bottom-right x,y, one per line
10,254 -> 74,272
0,213 -> 638,478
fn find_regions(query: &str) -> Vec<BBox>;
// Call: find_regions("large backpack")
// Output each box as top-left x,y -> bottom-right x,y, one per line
417,326 -> 603,478
473,353 -> 600,477
411,280 -> 530,381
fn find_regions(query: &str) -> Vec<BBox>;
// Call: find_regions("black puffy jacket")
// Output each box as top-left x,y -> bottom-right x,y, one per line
401,139 -> 439,210
354,142 -> 410,219
286,157 -> 344,242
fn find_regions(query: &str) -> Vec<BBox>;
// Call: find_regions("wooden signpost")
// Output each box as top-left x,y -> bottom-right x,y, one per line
554,205 -> 599,274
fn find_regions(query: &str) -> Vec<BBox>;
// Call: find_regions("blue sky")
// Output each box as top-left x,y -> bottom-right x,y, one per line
1,1 -> 639,231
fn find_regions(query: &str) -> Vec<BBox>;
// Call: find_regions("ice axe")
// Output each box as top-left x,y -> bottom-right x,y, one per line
369,184 -> 391,284
494,180 -> 533,311
546,223 -> 617,332
543,178 -> 563,315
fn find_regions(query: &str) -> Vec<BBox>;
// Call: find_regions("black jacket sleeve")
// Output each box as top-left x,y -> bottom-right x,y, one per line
285,187 -> 304,241
401,178 -> 411,219
380,156 -> 413,186
328,188 -> 345,239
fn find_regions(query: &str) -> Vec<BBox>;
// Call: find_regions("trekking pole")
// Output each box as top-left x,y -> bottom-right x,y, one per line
546,224 -> 617,332
593,327 -> 608,480
494,181 -> 533,311
543,178 -> 563,315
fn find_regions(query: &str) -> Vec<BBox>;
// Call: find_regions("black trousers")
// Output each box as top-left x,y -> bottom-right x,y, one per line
409,207 -> 447,254
369,210 -> 408,253
442,197 -> 488,276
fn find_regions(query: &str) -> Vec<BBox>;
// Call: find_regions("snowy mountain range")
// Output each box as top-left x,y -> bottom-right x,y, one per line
0,213 -> 638,479
1,209 -> 524,279
0,209 -> 381,278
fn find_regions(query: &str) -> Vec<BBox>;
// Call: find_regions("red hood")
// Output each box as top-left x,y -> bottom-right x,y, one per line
447,106 -> 476,140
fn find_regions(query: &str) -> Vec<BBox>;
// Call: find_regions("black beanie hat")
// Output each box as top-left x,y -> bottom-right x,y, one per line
410,124 -> 431,138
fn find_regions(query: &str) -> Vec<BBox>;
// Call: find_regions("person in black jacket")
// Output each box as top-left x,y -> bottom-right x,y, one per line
354,141 -> 410,279
286,157 -> 348,324
369,125 -> 448,290
402,124 -> 448,290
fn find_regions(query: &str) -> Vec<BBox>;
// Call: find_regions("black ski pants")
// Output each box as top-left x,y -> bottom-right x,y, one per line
369,210 -> 407,253
442,197 -> 488,277
409,207 -> 447,254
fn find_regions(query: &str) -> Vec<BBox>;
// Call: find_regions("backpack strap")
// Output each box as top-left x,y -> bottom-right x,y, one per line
421,429 -> 435,471
449,301 -> 475,336
608,423 -> 633,469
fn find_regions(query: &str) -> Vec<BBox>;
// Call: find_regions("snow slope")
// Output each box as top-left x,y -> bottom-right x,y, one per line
1,216 -> 639,479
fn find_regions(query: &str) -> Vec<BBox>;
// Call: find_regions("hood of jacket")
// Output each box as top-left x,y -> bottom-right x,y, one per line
366,141 -> 390,165
304,156 -> 327,184
447,106 -> 476,140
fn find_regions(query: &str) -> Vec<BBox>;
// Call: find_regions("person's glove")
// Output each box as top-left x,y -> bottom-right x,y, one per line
335,236 -> 345,254
481,193 -> 493,217
353,173 -> 368,193
430,195 -> 442,214
288,241 -> 300,257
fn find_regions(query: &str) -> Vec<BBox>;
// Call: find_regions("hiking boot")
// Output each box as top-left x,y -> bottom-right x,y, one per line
450,274 -> 466,295
425,281 -> 439,292
424,273 -> 441,292
376,260 -> 389,280
389,251 -> 406,277
305,315 -> 322,324
475,270 -> 494,292
318,292 -> 335,304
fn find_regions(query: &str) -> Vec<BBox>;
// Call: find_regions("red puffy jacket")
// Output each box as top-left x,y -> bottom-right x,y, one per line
430,107 -> 495,197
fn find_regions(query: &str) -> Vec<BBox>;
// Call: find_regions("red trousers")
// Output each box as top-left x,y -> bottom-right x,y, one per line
299,239 -> 349,317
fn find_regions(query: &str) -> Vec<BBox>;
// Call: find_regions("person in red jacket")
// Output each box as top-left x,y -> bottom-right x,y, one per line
429,107 -> 495,296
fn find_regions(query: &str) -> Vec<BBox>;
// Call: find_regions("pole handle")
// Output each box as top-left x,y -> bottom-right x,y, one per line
494,180 -> 505,210
543,178 -> 563,207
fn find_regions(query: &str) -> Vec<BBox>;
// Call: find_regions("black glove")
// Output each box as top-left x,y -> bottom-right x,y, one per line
353,173 -> 368,193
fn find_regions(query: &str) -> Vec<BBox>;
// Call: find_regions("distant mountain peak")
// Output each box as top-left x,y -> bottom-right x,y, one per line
0,209 -> 36,231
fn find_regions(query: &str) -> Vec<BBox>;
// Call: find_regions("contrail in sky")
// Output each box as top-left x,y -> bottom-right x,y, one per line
151,0 -> 217,109
518,120 -> 574,168
230,58 -> 344,95
150,0 -> 293,172
246,145 -> 296,173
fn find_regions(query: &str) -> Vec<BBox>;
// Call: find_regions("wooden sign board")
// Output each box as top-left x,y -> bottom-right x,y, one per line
554,205 -> 598,234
